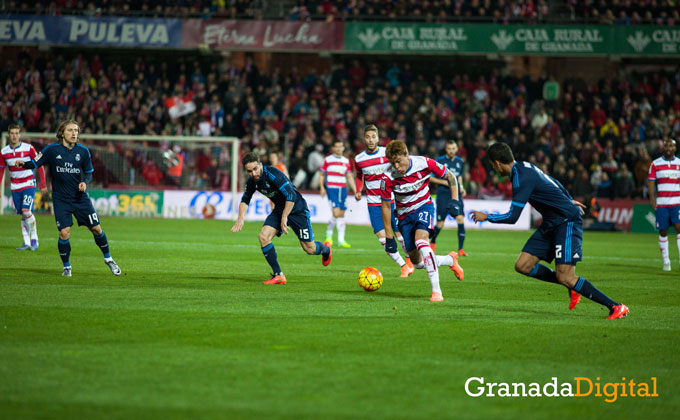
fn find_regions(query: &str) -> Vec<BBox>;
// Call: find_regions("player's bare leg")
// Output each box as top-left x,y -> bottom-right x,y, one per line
300,238 -> 332,266
515,252 -> 579,309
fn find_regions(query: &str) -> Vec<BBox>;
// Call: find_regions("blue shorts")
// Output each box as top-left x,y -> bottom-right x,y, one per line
12,188 -> 35,215
264,206 -> 315,242
53,194 -> 100,230
327,187 -> 347,211
398,203 -> 435,252
367,204 -> 399,234
655,206 -> 680,230
522,220 -> 583,265
435,193 -> 464,222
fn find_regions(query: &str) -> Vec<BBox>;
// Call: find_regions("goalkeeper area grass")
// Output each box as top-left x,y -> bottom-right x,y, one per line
0,215 -> 678,419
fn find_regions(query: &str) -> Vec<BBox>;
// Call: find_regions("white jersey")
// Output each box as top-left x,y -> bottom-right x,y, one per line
379,155 -> 448,219
0,142 -> 42,192
649,156 -> 680,207
320,154 -> 351,189
355,146 -> 391,206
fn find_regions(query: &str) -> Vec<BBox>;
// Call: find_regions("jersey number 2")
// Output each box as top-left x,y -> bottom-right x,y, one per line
555,245 -> 562,258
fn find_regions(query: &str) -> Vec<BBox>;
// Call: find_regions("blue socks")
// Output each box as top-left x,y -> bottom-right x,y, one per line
573,277 -> 617,309
94,232 -> 111,258
430,226 -> 441,243
528,263 -> 559,284
458,223 -> 465,250
262,243 -> 282,275
314,241 -> 330,256
58,239 -> 71,267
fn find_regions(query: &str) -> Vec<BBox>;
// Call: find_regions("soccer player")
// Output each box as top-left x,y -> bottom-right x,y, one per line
319,140 -> 356,247
16,120 -> 121,277
471,142 -> 629,319
380,140 -> 464,302
355,125 -> 414,278
231,152 -> 332,284
0,124 -> 47,251
429,139 -> 468,255
647,138 -> 680,271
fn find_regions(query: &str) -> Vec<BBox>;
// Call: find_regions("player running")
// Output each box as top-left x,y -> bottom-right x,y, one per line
319,140 -> 356,248
380,140 -> 464,302
647,138 -> 680,272
471,142 -> 629,319
355,125 -> 414,278
232,152 -> 332,285
16,120 -> 121,277
429,139 -> 467,255
0,124 -> 47,251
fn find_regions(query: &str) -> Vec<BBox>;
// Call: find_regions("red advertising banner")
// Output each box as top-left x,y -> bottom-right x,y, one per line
596,199 -> 637,232
182,20 -> 344,51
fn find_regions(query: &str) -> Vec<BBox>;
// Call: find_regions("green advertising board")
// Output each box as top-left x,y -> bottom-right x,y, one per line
88,190 -> 163,217
631,204 -> 658,234
345,23 -> 680,56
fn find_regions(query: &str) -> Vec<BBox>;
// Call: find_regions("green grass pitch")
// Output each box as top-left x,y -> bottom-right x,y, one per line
0,215 -> 678,419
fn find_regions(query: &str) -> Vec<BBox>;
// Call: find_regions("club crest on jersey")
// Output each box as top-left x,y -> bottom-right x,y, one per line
380,179 -> 386,190
36,152 -> 42,160
75,153 -> 80,161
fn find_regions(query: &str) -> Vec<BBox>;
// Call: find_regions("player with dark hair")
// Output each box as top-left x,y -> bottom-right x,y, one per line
355,125 -> 414,278
1,124 -> 47,250
471,142 -> 628,319
647,138 -> 680,271
232,152 -> 332,284
16,120 -> 121,277
381,140 -> 464,302
429,139 -> 468,255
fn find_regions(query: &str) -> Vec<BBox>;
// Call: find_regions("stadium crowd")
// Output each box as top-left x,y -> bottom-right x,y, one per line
3,0 -> 677,25
1,50 -> 679,200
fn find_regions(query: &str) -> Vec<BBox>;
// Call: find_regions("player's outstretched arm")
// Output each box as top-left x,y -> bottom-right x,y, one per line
471,211 -> 488,223
231,202 -> 249,233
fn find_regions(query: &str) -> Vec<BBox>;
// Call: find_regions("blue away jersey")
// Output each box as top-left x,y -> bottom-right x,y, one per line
241,165 -> 306,211
488,161 -> 581,230
24,142 -> 94,201
435,155 -> 463,194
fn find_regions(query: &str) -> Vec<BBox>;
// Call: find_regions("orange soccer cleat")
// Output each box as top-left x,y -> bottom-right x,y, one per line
429,243 -> 436,252
430,291 -> 444,302
569,290 -> 581,310
400,263 -> 414,278
607,304 -> 629,319
405,257 -> 414,269
322,241 -> 332,266
264,273 -> 287,285
458,249 -> 468,257
448,251 -> 464,281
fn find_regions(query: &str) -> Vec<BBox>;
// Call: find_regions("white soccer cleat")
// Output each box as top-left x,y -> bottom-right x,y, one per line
62,267 -> 72,277
663,262 -> 671,271
105,259 -> 121,276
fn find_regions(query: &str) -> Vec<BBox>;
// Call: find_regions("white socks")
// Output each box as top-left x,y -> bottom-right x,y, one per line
436,254 -> 454,267
20,218 -> 30,245
326,216 -> 336,237
337,218 -> 346,243
379,237 -> 406,266
659,235 -> 670,264
27,214 -> 37,242
676,234 -> 680,261
415,239 -> 440,294
397,235 -> 408,255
